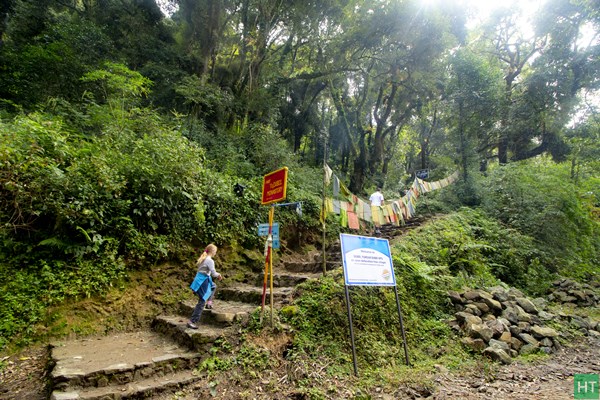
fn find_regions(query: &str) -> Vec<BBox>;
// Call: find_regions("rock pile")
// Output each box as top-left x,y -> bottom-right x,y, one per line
447,287 -> 562,364
547,278 -> 599,308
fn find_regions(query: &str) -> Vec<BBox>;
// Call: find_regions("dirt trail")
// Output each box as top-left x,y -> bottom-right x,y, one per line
2,335 -> 598,399
431,335 -> 600,400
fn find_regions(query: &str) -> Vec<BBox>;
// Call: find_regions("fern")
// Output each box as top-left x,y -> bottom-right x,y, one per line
38,236 -> 70,250
76,226 -> 92,242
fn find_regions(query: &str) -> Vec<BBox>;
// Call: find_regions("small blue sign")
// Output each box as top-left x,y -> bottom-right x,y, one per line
272,237 -> 280,250
258,222 -> 279,236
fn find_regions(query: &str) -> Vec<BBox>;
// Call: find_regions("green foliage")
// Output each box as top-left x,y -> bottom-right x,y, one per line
232,344 -> 273,375
82,62 -> 152,101
199,339 -> 274,378
394,211 -> 498,289
410,191 -> 462,217
279,165 -> 324,245
184,121 -> 300,179
80,62 -> 154,131
565,115 -> 600,205
0,12 -> 111,107
0,107 -> 211,262
199,355 -> 232,373
283,276 -> 350,358
0,255 -> 125,349
446,48 -> 503,203
99,126 -> 205,238
480,160 -> 600,279
194,172 -> 263,247
174,75 -> 233,127
392,208 -> 562,295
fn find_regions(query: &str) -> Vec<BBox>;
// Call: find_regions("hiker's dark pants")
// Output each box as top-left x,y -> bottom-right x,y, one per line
190,294 -> 206,324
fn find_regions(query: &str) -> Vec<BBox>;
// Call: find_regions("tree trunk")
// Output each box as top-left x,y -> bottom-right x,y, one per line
498,135 -> 508,164
458,100 -> 469,182
370,83 -> 398,174
200,0 -> 222,77
350,130 -> 368,193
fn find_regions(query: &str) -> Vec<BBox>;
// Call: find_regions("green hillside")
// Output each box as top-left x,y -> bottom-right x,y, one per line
0,0 -> 599,397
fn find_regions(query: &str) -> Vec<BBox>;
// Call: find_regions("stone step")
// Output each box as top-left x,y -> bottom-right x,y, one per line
50,331 -> 199,391
152,315 -> 232,352
216,283 -> 294,304
310,251 -> 342,262
251,270 -> 322,287
50,369 -> 200,400
283,261 -> 340,273
178,299 -> 258,326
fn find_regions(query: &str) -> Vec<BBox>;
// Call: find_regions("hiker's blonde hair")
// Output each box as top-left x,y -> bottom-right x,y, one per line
196,243 -> 217,265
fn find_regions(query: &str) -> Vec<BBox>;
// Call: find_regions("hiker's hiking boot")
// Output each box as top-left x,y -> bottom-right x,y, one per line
187,321 -> 199,329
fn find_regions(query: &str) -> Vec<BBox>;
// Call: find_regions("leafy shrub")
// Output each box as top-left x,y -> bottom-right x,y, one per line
393,209 -> 556,295
284,273 -> 454,371
0,15 -> 114,108
0,110 -> 210,262
0,254 -> 125,348
174,75 -> 233,129
480,160 -> 600,278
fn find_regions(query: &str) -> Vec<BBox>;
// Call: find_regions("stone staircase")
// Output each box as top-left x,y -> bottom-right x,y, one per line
47,224 -> 434,399
48,248 -> 341,400
49,331 -> 202,400
377,216 -> 426,239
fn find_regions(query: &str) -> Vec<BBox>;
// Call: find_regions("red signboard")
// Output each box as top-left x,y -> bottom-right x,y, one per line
261,167 -> 288,205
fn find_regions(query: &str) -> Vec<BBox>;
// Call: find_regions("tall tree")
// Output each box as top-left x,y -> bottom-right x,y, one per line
321,1 -> 462,192
446,48 -> 503,203
478,6 -> 546,164
516,0 -> 600,161
472,0 -> 600,164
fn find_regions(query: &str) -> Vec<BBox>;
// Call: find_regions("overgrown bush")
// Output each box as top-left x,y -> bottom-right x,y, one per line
0,63 -> 328,348
480,160 -> 600,279
394,209 -> 559,295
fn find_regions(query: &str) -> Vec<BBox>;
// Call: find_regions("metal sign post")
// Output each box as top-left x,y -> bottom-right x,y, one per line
260,206 -> 274,324
344,285 -> 359,375
260,167 -> 288,327
340,233 -> 410,375
394,285 -> 410,366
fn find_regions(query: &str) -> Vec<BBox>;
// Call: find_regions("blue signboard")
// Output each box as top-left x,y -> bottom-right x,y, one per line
258,223 -> 280,249
340,234 -> 395,286
258,222 -> 279,236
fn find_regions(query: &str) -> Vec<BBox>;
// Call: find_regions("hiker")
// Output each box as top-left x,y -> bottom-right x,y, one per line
369,187 -> 385,235
187,243 -> 223,329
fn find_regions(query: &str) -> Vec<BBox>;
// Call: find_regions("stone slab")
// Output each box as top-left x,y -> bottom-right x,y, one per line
51,369 -> 200,400
50,331 -> 198,384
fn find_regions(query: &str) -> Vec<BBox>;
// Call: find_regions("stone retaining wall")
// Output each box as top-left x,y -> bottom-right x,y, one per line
447,284 -> 599,365
547,278 -> 599,308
